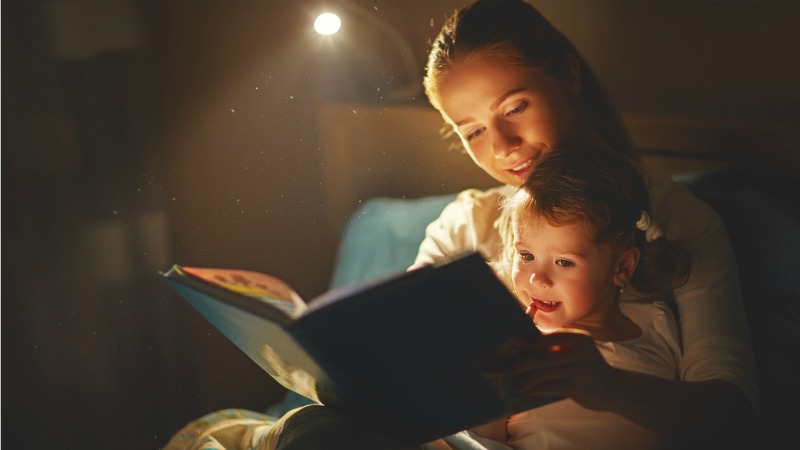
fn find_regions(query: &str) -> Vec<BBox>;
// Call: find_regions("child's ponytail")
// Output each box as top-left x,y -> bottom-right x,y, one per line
632,234 -> 691,294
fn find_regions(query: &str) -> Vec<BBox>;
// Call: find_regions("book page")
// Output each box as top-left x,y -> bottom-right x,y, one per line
166,280 -> 328,402
181,267 -> 307,319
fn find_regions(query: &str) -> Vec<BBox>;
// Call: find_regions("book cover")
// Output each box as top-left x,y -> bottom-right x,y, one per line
162,251 -> 558,444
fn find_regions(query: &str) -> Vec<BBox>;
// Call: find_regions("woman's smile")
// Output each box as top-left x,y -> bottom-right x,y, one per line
435,58 -> 576,186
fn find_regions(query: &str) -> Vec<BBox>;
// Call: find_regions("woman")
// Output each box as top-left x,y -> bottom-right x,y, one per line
415,0 -> 757,448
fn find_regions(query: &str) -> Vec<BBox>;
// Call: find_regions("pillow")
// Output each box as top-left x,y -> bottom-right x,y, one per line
330,194 -> 457,289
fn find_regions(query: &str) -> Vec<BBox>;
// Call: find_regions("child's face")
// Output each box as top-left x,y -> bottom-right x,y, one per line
511,213 -> 621,333
434,55 -> 598,187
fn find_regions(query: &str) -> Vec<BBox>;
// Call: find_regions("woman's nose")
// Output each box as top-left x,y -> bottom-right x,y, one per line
492,122 -> 522,158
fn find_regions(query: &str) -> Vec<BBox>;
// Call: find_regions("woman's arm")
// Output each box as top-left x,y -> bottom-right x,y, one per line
647,171 -> 760,411
507,332 -> 757,448
608,369 -> 756,449
410,188 -> 505,270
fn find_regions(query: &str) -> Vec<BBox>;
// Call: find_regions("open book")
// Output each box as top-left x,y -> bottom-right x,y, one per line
161,252 -> 558,444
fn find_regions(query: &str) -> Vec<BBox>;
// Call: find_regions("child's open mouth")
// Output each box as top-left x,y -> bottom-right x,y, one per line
532,298 -> 560,313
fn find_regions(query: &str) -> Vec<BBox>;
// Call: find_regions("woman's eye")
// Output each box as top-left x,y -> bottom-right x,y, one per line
465,127 -> 484,141
505,101 -> 528,117
556,259 -> 574,268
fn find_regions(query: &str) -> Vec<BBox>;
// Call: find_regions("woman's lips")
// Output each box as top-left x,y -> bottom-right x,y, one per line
507,146 -> 549,177
508,158 -> 534,178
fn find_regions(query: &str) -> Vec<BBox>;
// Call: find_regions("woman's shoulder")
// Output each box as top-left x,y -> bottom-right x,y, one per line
439,186 -> 507,226
644,165 -> 700,207
643,165 -> 725,240
412,185 -> 507,268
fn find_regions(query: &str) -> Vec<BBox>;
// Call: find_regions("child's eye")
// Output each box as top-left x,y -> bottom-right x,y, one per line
518,251 -> 534,261
505,101 -> 528,117
556,259 -> 574,268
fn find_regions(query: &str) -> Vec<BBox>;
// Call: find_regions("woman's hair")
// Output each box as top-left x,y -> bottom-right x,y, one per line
425,0 -> 635,159
501,147 -> 691,294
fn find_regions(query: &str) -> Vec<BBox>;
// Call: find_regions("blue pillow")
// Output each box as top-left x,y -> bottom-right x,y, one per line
330,194 -> 457,289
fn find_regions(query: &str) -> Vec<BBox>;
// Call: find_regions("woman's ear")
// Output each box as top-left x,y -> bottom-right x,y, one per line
613,247 -> 640,287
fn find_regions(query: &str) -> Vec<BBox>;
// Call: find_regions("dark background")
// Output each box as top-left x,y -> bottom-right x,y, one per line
3,1 -> 799,448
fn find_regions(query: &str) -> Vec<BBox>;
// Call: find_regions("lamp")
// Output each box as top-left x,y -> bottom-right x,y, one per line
312,1 -> 421,102
314,12 -> 341,35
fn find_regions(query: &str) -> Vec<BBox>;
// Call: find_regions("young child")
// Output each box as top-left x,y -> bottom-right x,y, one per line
475,147 -> 692,449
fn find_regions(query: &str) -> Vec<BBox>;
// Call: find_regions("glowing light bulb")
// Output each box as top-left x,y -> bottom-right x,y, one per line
314,12 -> 341,35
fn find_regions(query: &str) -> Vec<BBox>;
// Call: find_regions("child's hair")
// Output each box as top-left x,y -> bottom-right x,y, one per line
424,0 -> 635,159
501,147 -> 691,294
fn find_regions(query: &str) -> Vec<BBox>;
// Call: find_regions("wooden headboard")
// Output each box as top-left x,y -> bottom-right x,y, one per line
319,102 -> 796,231
318,103 -> 496,228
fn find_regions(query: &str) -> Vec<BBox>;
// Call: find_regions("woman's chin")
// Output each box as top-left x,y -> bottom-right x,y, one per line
501,172 -> 528,186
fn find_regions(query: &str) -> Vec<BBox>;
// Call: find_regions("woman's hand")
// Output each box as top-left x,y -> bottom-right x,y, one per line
500,331 -> 758,447
503,331 -> 621,412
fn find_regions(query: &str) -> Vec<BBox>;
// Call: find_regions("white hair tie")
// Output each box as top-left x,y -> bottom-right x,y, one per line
636,210 -> 663,242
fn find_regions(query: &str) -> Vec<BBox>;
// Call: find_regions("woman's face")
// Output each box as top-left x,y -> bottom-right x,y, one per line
435,56 -> 597,186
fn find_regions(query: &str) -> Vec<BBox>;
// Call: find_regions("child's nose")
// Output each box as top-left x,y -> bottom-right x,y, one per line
530,271 -> 551,289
